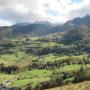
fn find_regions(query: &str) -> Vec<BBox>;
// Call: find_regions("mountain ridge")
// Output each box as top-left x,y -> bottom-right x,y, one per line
0,15 -> 90,38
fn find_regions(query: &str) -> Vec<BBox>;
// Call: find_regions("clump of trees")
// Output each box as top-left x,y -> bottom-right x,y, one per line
0,64 -> 19,74
27,55 -> 90,71
74,65 -> 90,83
26,44 -> 90,56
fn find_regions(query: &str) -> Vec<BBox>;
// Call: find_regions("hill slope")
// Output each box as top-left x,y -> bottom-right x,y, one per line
61,26 -> 90,44
46,81 -> 90,90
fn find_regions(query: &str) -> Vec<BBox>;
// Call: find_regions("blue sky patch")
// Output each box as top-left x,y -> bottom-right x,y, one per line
45,9 -> 59,16
71,0 -> 83,3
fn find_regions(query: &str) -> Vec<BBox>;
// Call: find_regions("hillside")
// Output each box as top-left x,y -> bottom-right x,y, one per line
61,26 -> 90,44
46,81 -> 90,90
0,26 -> 12,39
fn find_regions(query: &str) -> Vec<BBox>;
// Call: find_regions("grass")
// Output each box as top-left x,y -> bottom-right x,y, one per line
12,77 -> 50,88
0,51 -> 30,66
62,64 -> 81,72
11,70 -> 51,88
42,54 -> 86,63
0,69 -> 52,88
19,70 -> 52,79
57,64 -> 90,73
43,54 -> 69,62
1,64 -> 90,88
11,79 -> 30,87
0,73 -> 17,83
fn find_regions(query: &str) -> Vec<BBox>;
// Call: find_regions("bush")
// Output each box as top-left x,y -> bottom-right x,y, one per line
73,68 -> 90,83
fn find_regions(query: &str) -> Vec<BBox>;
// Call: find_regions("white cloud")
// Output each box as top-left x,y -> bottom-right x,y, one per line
0,19 -> 11,26
0,0 -> 90,26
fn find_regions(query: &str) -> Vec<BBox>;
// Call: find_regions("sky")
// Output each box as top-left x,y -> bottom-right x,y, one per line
0,0 -> 90,26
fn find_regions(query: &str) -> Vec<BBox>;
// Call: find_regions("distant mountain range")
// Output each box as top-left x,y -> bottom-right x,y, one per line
0,15 -> 90,38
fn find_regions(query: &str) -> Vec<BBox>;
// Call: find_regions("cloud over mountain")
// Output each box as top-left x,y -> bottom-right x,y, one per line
0,0 -> 90,26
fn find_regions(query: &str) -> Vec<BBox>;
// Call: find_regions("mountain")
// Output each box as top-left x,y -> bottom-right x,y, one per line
64,15 -> 90,28
53,15 -> 90,32
60,15 -> 90,44
12,21 -> 54,37
0,15 -> 90,38
12,14 -> 90,36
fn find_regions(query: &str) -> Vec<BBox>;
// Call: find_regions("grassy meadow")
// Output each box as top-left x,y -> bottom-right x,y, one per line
0,36 -> 90,90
